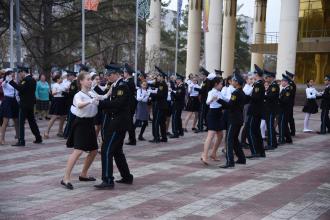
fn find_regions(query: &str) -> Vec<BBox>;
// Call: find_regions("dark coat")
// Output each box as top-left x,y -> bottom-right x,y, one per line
9,75 -> 36,109
247,80 -> 265,117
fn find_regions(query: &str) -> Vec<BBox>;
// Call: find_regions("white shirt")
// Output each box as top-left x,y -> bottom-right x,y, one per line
243,84 -> 253,96
220,85 -> 234,102
136,88 -> 150,102
52,83 -> 65,97
206,88 -> 225,109
61,79 -> 71,91
73,91 -> 98,118
306,87 -> 318,99
188,83 -> 200,97
2,81 -> 17,97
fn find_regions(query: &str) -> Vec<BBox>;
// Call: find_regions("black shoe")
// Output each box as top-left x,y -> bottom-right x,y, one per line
192,127 -> 197,131
94,181 -> 114,189
12,142 -> 25,147
149,139 -> 160,143
61,180 -> 74,190
183,128 -> 188,132
45,117 -> 51,120
160,139 -> 167,143
290,132 -> 295,137
126,141 -> 136,146
39,118 -> 43,120
138,136 -> 146,141
169,134 -> 179,139
194,130 -> 202,133
259,153 -> 266,158
286,140 -> 293,144
179,132 -> 184,136
79,176 -> 96,182
34,138 -> 42,144
317,132 -> 326,135
246,154 -> 258,159
264,146 -> 275,151
166,132 -> 172,136
235,160 -> 246,165
115,177 -> 133,185
219,164 -> 235,169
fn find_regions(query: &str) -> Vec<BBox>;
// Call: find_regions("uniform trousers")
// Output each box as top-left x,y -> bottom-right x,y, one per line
278,111 -> 292,143
152,103 -> 167,140
320,109 -> 330,134
171,107 -> 183,136
246,115 -> 265,155
127,111 -> 136,143
18,107 -> 42,144
225,122 -> 246,165
265,112 -> 278,148
197,101 -> 208,131
288,107 -> 295,135
101,130 -> 132,183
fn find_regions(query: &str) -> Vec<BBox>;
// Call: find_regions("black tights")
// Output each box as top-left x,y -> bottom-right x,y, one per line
135,120 -> 148,138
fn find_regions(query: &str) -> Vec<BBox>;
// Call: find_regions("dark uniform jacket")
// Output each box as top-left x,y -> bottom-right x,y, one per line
171,83 -> 186,109
289,81 -> 296,107
265,81 -> 280,113
99,78 -> 130,132
199,79 -> 210,102
279,86 -> 292,112
218,88 -> 245,125
125,77 -> 137,112
150,81 -> 168,110
320,85 -> 330,110
247,80 -> 265,117
9,75 -> 36,109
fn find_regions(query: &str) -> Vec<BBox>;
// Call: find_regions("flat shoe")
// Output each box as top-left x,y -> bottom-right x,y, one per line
61,180 -> 74,190
79,176 -> 96,181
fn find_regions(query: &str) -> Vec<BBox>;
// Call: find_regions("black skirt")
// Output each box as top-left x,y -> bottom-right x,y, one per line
207,108 -> 225,131
49,97 -> 67,116
303,99 -> 318,114
66,117 -> 98,152
185,96 -> 200,112
36,100 -> 49,111
0,96 -> 19,118
94,109 -> 104,126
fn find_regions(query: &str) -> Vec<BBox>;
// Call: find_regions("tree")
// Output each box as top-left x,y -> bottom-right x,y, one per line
234,16 -> 251,72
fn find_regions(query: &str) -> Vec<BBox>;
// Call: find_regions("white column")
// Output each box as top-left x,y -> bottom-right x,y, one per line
145,0 -> 161,73
250,0 -> 267,71
221,0 -> 237,77
205,0 -> 223,72
185,0 -> 202,77
276,0 -> 299,78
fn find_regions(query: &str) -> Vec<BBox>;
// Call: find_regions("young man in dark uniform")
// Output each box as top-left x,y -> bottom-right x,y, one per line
196,67 -> 210,133
246,64 -> 266,159
170,74 -> 186,138
218,71 -> 246,169
278,74 -> 293,144
285,71 -> 296,136
264,69 -> 279,150
6,66 -> 42,146
95,64 -> 133,189
123,63 -> 137,146
317,75 -> 330,134
149,66 -> 169,143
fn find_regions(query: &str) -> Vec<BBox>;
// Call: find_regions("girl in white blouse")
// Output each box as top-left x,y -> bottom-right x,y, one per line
61,72 -> 102,190
183,77 -> 201,132
302,79 -> 320,132
201,77 -> 225,165
135,81 -> 150,140
44,74 -> 67,138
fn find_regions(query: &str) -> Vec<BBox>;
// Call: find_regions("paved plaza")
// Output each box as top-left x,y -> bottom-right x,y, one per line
0,107 -> 330,220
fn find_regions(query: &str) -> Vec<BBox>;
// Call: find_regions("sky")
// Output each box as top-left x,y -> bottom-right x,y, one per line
166,0 -> 281,32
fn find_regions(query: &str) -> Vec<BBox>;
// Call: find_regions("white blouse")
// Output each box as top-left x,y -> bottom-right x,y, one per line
206,88 -> 225,109
2,81 -> 17,97
188,83 -> 200,97
243,84 -> 253,96
52,83 -> 65,97
136,88 -> 150,102
72,91 -> 98,118
306,87 -> 318,99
